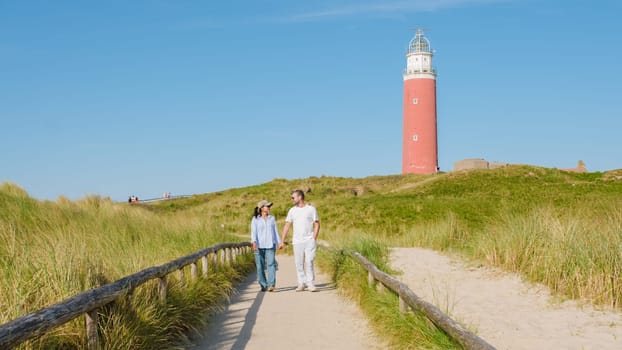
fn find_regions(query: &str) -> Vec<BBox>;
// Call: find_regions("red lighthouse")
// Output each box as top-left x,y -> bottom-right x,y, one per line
402,29 -> 438,174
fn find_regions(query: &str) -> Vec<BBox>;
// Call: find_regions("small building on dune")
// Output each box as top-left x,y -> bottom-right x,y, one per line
453,158 -> 588,173
453,158 -> 509,172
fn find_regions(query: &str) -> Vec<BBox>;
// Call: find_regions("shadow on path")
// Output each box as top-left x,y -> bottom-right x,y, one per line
191,272 -> 264,350
229,282 -> 264,350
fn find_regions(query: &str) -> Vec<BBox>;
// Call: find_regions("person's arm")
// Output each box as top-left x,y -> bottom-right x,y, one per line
279,221 -> 291,249
313,220 -> 320,240
272,217 -> 281,246
251,218 -> 258,251
312,207 -> 320,240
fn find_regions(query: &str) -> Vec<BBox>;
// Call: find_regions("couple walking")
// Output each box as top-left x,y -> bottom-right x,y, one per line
250,190 -> 320,292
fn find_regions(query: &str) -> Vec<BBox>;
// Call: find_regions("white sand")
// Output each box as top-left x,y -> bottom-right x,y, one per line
391,247 -> 622,350
193,255 -> 383,350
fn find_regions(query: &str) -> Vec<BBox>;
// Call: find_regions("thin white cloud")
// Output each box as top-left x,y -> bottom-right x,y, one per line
284,0 -> 509,22
169,0 -> 511,30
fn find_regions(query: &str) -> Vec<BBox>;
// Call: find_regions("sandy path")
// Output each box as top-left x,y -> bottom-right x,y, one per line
391,248 -> 622,350
192,255 -> 382,350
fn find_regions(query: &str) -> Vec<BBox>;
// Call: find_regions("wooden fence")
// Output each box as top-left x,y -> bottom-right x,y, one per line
318,241 -> 496,350
0,242 -> 252,349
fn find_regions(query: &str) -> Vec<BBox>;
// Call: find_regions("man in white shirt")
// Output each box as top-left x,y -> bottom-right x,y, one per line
279,189 -> 320,292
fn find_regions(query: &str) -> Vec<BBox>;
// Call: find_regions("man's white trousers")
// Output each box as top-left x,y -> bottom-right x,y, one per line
293,238 -> 316,285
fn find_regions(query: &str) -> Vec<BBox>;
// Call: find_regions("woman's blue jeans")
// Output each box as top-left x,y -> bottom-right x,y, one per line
254,248 -> 276,288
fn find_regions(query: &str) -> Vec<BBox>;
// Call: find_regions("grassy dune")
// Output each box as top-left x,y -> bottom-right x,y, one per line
0,183 -> 253,349
2,165 -> 621,348
151,165 -> 622,308
148,165 -> 622,348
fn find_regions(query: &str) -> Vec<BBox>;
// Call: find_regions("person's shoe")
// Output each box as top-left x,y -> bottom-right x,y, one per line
260,286 -> 267,292
295,284 -> 305,292
307,283 -> 317,292
268,286 -> 275,292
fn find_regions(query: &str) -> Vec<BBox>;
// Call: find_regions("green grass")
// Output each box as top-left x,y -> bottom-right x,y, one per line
146,165 -> 622,345
0,183 -> 253,349
3,164 -> 622,348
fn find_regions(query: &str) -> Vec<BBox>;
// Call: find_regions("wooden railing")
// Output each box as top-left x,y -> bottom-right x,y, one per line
0,242 -> 252,349
318,241 -> 496,350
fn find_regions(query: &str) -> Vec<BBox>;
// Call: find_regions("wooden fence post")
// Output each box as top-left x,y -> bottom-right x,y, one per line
125,288 -> 135,309
202,255 -> 209,277
368,271 -> 375,287
85,309 -> 98,350
399,294 -> 408,314
158,277 -> 167,303
190,262 -> 198,280
232,247 -> 237,262
178,268 -> 185,288
377,282 -> 385,293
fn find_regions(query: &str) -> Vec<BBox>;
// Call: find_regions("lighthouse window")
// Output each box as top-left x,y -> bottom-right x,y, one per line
412,134 -> 418,142
412,98 -> 418,104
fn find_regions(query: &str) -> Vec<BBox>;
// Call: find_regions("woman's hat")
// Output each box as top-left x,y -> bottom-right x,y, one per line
257,200 -> 273,208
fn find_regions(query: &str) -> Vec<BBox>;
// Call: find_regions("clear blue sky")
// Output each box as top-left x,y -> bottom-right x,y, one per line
2,0 -> 621,201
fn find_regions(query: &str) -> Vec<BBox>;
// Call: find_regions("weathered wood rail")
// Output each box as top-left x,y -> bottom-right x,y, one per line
317,241 -> 496,350
0,241 -> 252,349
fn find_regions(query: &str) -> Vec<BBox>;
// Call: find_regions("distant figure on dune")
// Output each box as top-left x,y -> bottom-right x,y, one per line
251,200 -> 280,292
280,189 -> 320,292
562,160 -> 588,173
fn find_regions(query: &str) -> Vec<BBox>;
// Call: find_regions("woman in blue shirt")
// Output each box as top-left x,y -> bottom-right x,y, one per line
251,200 -> 281,292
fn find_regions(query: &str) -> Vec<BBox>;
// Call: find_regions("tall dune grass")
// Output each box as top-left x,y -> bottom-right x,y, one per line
385,203 -> 622,308
3,165 -> 621,347
473,204 -> 622,307
0,182 -> 252,349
